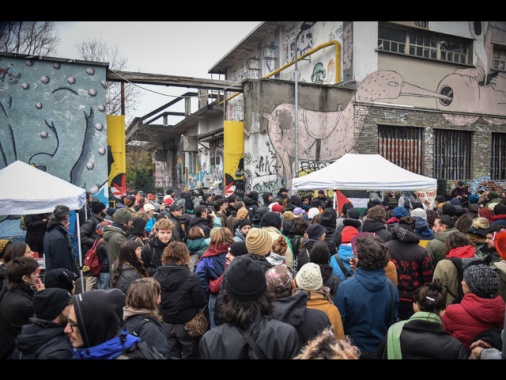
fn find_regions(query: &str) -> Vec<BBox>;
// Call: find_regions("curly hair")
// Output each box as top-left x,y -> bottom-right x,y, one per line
271,235 -> 288,256
154,218 -> 174,231
111,240 -> 148,288
413,279 -> 446,314
218,286 -> 274,329
355,234 -> 389,270
161,241 -> 190,266
366,205 -> 387,222
294,326 -> 360,360
309,240 -> 331,264
125,277 -> 162,319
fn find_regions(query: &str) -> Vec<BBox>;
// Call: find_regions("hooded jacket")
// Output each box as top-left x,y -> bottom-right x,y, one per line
11,318 -> 73,359
103,223 -> 129,265
271,291 -> 331,344
153,263 -> 207,324
140,235 -> 171,277
385,224 -> 434,305
362,218 -> 392,242
335,267 -> 399,355
43,219 -> 79,276
196,244 -> 229,297
413,216 -> 434,246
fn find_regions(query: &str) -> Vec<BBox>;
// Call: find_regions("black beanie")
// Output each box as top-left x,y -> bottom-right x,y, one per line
252,207 -> 269,225
34,288 -> 72,321
225,255 -> 266,301
320,207 -> 337,228
44,268 -> 78,292
72,289 -> 125,348
260,211 -> 282,229
90,201 -> 106,215
228,241 -> 248,257
238,218 -> 252,230
442,202 -> 456,217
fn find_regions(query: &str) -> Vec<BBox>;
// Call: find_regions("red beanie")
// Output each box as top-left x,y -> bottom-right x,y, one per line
164,197 -> 174,206
271,203 -> 283,213
341,226 -> 359,244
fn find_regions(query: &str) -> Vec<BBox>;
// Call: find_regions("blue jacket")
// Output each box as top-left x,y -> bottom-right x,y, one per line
331,244 -> 354,281
335,267 -> 399,355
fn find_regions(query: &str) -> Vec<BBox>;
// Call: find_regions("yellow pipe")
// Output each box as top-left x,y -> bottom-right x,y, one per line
219,40 -> 341,105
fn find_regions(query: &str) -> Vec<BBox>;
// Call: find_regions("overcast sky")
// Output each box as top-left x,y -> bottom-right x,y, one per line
54,21 -> 261,121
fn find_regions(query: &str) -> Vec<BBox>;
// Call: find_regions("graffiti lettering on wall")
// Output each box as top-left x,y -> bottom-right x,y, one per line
226,101 -> 244,121
298,160 -> 334,177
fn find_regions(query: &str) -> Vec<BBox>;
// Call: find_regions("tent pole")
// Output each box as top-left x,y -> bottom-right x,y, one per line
76,208 -> 85,293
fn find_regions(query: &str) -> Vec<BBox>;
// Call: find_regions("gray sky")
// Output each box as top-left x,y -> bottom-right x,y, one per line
54,21 -> 261,121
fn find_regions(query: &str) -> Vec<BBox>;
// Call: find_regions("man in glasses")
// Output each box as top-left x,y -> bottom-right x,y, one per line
64,288 -> 165,359
12,288 -> 73,359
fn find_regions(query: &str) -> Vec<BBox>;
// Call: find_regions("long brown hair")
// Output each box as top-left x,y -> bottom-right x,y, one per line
111,240 -> 148,287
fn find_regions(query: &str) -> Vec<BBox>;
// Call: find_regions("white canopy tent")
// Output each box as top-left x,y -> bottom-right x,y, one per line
0,160 -> 87,290
292,153 -> 437,191
292,153 -> 438,210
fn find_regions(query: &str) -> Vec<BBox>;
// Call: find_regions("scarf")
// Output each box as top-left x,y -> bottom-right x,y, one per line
73,331 -> 140,360
387,311 -> 441,359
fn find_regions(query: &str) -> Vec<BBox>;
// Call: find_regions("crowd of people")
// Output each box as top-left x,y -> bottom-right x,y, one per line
0,184 -> 506,361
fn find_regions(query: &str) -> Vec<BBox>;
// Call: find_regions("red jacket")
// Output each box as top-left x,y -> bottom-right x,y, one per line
442,292 -> 505,351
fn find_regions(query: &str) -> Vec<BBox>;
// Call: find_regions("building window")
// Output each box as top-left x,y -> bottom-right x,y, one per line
493,46 -> 506,72
433,129 -> 471,180
378,125 -> 422,174
378,23 -> 471,65
491,133 -> 506,179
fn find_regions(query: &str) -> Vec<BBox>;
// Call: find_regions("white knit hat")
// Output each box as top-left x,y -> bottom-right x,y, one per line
307,208 -> 320,220
411,208 -> 427,220
295,262 -> 323,291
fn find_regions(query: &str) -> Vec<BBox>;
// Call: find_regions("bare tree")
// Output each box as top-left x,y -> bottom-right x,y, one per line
0,21 -> 60,56
73,37 -> 141,124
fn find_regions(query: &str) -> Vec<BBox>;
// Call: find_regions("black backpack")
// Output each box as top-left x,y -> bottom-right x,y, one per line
116,334 -> 167,360
448,253 -> 492,304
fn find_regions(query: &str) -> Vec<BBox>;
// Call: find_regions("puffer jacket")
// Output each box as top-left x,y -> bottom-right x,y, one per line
426,227 -> 458,268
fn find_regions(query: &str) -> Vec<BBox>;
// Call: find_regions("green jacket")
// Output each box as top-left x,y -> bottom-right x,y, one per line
103,225 -> 129,265
426,227 -> 457,268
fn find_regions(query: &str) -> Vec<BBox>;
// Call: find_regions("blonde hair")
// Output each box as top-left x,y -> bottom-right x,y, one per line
471,216 -> 490,229
294,326 -> 360,360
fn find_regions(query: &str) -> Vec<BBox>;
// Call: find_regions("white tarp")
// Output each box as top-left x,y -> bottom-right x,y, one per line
292,153 -> 437,192
0,160 -> 86,215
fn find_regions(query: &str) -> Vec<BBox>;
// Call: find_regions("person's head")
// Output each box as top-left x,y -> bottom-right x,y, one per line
295,262 -> 323,291
320,207 -> 337,229
44,268 -> 78,293
412,279 -> 446,314
213,197 -> 227,213
34,288 -> 72,325
493,202 -> 506,216
3,241 -> 33,263
432,214 -> 455,234
187,226 -> 205,240
265,264 -> 294,299
442,202 -> 456,217
90,201 -> 107,217
226,241 -> 248,267
125,277 -> 161,314
245,227 -> 272,256
236,207 -> 249,220
169,202 -> 185,217
341,201 -> 354,217
341,226 -> 359,244
260,211 -> 282,229
113,208 -> 133,227
317,190 -> 326,199
53,205 -> 70,228
466,216 -> 490,244
410,207 -> 427,221
367,204 -> 387,222
354,234 -> 389,270
443,231 -> 474,255
283,211 -> 295,222
291,218 -> 310,236
305,223 -> 326,241
118,240 -> 143,265
0,239 -> 12,262
5,256 -> 39,290
398,216 -> 416,230
65,289 -> 125,349
129,216 -> 147,237
221,255 -> 272,328
309,240 -> 331,264
195,205 -> 208,219
235,219 -> 252,236
294,326 -> 360,360
161,241 -> 190,267
271,235 -> 288,257
454,213 -> 474,234
85,191 -> 92,204
154,218 -> 174,244
462,264 -> 499,299
278,188 -> 289,198
310,198 -> 324,210
143,203 -> 155,216
392,206 -> 409,219
209,226 -> 234,248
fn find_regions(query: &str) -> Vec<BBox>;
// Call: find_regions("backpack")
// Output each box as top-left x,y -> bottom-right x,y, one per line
83,238 -> 104,276
116,335 -> 167,360
19,215 -> 27,230
448,253 -> 492,304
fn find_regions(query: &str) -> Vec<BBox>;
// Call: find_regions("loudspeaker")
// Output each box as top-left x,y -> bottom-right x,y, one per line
437,179 -> 447,196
